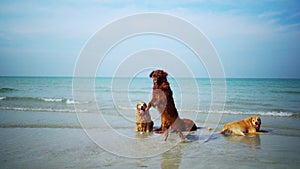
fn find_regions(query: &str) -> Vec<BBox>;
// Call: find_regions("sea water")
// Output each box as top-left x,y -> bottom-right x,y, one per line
0,77 -> 300,168
1,77 -> 299,117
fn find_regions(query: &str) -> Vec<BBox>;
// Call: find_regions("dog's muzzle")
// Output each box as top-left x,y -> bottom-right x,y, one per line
139,105 -> 146,114
152,76 -> 159,83
254,121 -> 260,129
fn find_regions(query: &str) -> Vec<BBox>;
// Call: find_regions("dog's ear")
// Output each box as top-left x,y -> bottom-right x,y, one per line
149,71 -> 154,78
255,116 -> 261,122
162,70 -> 168,77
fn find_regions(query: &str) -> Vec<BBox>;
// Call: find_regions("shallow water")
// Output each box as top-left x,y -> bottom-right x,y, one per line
1,110 -> 300,169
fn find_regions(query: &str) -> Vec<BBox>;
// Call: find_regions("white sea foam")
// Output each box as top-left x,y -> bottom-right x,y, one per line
117,105 -> 296,117
41,97 -> 85,104
0,106 -> 88,113
66,99 -> 75,104
41,98 -> 64,102
194,110 -> 295,117
65,99 -> 89,104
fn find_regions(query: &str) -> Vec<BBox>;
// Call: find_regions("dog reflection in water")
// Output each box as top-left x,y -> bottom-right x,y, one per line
223,134 -> 261,149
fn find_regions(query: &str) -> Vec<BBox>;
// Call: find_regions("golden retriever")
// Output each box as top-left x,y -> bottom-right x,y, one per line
136,101 -> 154,133
220,116 -> 264,136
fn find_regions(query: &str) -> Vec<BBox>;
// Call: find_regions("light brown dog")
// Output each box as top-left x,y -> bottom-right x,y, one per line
220,116 -> 264,136
136,102 -> 154,133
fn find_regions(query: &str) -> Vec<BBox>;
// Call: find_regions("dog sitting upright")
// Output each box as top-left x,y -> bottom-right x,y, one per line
136,101 -> 154,133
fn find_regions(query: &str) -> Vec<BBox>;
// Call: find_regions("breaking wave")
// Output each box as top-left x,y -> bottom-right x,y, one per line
117,105 -> 297,117
0,106 -> 88,113
0,96 -> 84,104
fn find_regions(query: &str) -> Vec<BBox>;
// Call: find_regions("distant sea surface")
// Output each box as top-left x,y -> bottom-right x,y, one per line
1,77 -> 300,168
1,77 -> 299,117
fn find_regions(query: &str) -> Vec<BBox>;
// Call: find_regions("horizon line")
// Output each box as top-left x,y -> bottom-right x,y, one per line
0,75 -> 299,80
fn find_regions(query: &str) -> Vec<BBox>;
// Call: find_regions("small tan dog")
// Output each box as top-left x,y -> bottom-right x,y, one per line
220,116 -> 263,136
136,102 -> 154,133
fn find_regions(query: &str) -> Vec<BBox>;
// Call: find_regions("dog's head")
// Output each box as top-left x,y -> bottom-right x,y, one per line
136,102 -> 147,115
251,116 -> 261,130
149,70 -> 168,85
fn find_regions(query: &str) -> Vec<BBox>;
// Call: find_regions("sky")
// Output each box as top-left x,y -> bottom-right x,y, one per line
0,0 -> 299,78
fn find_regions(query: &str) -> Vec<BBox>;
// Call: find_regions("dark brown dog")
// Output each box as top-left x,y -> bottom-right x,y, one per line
136,101 -> 154,133
146,70 -> 200,141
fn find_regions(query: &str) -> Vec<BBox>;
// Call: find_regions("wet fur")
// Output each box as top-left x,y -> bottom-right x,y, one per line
220,116 -> 264,136
146,70 -> 199,141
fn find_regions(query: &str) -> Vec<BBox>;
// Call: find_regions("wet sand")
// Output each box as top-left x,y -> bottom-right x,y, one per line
1,111 -> 300,169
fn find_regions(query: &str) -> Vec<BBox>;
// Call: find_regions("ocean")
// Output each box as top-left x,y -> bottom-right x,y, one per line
1,77 -> 300,168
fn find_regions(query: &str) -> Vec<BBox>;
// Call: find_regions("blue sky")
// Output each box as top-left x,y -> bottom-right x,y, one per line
0,0 -> 299,78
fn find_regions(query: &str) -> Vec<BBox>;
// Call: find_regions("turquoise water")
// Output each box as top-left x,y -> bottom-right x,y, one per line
1,77 -> 299,116
0,77 -> 300,168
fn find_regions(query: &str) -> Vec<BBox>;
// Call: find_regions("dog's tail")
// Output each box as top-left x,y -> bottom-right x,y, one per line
219,129 -> 232,136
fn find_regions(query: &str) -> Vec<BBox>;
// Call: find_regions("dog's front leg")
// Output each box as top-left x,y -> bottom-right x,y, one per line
146,98 -> 155,111
146,102 -> 152,111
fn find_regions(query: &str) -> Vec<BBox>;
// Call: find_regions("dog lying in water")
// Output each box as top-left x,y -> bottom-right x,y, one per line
136,101 -> 154,133
220,116 -> 264,136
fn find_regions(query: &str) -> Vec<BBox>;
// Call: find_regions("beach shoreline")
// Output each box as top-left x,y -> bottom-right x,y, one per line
1,110 -> 300,169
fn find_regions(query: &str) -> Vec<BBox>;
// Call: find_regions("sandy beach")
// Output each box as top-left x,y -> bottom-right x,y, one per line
1,110 -> 300,169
